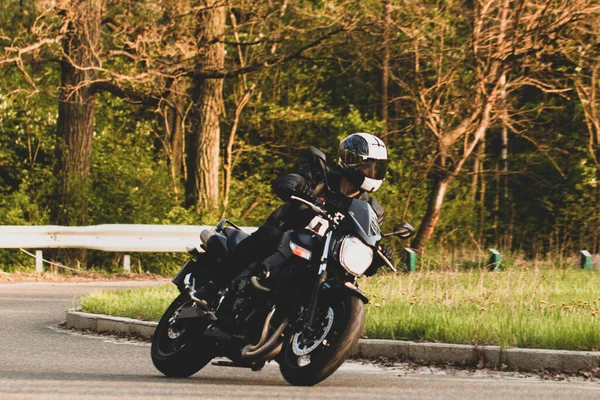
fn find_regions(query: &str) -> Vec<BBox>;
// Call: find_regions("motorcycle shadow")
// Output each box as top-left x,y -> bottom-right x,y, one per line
1,369 -> 288,387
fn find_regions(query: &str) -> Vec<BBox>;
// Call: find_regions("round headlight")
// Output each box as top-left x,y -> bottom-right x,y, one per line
339,235 -> 374,276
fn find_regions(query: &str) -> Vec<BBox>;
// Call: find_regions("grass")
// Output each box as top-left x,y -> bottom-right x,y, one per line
80,285 -> 178,322
79,266 -> 600,351
361,267 -> 600,351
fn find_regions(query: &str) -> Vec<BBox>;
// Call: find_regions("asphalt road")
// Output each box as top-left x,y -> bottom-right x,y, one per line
1,282 -> 600,399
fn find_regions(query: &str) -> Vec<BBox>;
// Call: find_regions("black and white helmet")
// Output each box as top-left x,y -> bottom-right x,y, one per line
337,133 -> 388,193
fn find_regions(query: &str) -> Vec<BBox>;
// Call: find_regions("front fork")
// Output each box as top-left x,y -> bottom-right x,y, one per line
304,231 -> 333,329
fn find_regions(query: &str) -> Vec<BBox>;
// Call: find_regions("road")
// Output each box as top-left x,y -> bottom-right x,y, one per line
1,282 -> 599,399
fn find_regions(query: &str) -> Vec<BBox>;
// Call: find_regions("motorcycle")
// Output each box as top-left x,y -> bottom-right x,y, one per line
151,148 -> 414,386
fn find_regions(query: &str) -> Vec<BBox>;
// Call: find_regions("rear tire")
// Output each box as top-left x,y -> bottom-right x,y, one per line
278,295 -> 365,386
151,294 -> 215,377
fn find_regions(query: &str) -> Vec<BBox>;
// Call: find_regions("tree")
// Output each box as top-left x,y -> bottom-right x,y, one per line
187,0 -> 226,212
565,11 -> 600,252
92,0 -> 352,213
387,0 -> 594,252
54,0 -> 102,228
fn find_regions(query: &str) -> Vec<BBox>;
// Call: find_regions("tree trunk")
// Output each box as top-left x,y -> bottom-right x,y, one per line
499,73 -> 511,248
222,85 -> 254,212
162,0 -> 191,198
166,102 -> 185,197
188,1 -> 225,212
471,130 -> 486,244
381,0 -> 391,137
52,0 -> 101,265
596,139 -> 600,254
412,174 -> 450,253
478,155 -> 487,245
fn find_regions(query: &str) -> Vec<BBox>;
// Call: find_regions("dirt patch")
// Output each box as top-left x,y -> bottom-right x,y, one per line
0,270 -> 169,284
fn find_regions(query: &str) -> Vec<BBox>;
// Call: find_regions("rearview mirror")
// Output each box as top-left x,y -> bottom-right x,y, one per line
305,146 -> 331,192
383,222 -> 415,239
307,146 -> 326,164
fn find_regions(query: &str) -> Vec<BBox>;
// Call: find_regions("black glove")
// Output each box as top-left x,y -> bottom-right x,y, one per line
380,244 -> 395,265
293,183 -> 317,202
365,244 -> 395,276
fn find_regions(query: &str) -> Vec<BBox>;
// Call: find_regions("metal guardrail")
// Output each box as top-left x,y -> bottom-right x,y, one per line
0,224 -> 257,272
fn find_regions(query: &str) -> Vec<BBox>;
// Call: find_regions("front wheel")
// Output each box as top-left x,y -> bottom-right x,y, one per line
278,294 -> 365,386
151,294 -> 215,377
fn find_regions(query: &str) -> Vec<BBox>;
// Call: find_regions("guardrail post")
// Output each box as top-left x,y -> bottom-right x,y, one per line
123,254 -> 131,273
35,250 -> 43,273
404,248 -> 416,273
580,250 -> 592,270
488,249 -> 501,271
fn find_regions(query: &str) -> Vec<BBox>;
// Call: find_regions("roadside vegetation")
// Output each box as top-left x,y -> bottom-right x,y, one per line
2,2 -> 600,272
81,285 -> 177,322
79,264 -> 600,351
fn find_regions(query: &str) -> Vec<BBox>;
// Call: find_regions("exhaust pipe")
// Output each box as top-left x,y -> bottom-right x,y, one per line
241,318 -> 288,360
243,308 -> 276,352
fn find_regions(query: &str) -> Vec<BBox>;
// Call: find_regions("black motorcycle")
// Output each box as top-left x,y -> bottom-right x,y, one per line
151,149 -> 414,386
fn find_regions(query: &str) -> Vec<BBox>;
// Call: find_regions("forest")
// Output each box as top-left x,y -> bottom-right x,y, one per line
1,0 -> 599,271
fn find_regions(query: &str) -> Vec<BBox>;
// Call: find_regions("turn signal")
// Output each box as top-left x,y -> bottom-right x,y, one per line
290,242 -> 312,260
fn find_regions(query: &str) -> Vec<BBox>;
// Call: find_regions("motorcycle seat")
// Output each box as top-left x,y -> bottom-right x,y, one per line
223,227 -> 250,252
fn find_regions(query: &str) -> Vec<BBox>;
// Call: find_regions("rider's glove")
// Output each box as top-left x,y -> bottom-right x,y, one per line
292,182 -> 318,203
380,244 -> 395,264
292,183 -> 326,208
365,244 -> 395,276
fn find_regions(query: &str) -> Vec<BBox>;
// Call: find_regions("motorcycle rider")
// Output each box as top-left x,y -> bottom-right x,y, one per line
201,133 -> 394,302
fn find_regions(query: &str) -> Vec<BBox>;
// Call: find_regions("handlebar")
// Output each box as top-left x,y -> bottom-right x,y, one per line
290,195 -> 327,215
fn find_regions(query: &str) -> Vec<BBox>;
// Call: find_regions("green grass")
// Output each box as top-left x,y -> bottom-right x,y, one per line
361,268 -> 600,350
79,267 -> 600,351
80,285 -> 178,322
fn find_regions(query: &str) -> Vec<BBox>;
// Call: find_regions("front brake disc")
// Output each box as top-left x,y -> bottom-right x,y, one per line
292,307 -> 334,356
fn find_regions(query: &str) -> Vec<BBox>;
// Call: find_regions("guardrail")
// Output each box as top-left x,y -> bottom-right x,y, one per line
0,224 -> 257,273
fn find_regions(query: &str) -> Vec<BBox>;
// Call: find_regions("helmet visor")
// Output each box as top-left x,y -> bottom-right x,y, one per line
339,149 -> 366,166
359,159 -> 388,180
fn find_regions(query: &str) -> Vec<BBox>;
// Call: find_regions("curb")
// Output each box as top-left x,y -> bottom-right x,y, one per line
66,310 -> 600,373
66,311 -> 157,339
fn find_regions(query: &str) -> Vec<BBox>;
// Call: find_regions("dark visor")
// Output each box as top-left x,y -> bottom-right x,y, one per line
339,149 -> 388,180
359,159 -> 388,180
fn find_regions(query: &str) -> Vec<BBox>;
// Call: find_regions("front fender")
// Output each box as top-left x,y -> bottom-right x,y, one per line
321,281 -> 369,304
172,259 -> 196,293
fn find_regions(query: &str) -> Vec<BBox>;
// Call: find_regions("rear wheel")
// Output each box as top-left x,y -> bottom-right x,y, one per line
151,294 -> 215,377
278,294 -> 365,386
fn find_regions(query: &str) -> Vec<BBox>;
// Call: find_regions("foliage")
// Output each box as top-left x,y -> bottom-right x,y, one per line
1,1 -> 600,272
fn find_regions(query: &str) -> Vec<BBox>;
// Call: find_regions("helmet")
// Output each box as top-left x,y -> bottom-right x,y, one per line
337,133 -> 388,193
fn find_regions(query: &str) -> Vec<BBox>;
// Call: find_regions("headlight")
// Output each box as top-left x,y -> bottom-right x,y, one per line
338,235 -> 374,276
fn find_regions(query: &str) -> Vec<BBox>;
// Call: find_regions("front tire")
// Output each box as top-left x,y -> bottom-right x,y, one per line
151,294 -> 215,377
279,294 -> 365,386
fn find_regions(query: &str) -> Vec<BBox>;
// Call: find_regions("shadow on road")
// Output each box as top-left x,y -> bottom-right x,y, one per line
0,370 -> 292,387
